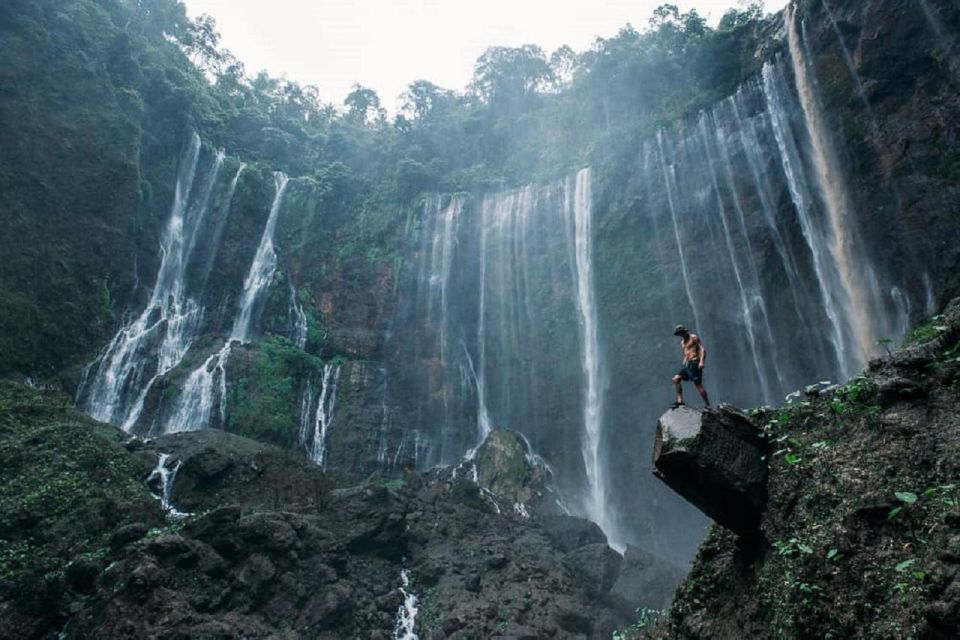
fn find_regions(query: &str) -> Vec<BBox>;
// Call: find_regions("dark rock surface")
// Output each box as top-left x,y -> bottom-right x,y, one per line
0,398 -> 685,639
653,405 -> 768,535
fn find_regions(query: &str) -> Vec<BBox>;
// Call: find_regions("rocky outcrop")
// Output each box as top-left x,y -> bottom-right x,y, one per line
647,299 -> 960,639
653,406 -> 768,535
474,428 -> 549,505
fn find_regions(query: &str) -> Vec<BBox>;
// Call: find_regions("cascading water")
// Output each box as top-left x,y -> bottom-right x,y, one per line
376,366 -> 392,470
565,169 -> 613,541
289,283 -> 308,349
80,135 -> 225,429
164,172 -> 290,433
698,115 -> 778,404
148,453 -> 188,517
655,132 -> 703,333
787,4 -> 886,371
919,0 -> 960,78
761,60 -> 852,380
300,363 -> 341,467
393,570 -> 419,640
396,170 -> 617,541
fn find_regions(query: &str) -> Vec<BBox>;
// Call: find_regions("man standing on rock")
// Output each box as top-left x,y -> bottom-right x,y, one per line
671,325 -> 711,410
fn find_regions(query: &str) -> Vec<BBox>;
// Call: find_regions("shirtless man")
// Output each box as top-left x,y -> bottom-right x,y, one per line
671,324 -> 711,409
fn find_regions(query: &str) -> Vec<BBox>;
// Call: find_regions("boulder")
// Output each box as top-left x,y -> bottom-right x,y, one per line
541,514 -> 608,552
474,429 -> 546,504
653,405 -> 768,535
563,543 -> 622,596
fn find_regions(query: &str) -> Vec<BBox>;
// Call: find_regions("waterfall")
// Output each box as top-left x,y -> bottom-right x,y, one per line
163,172 -> 290,434
393,570 -> 420,640
300,363 -> 341,467
655,132 -> 703,333
376,367 -> 391,470
697,116 -> 775,404
81,135 -> 225,429
762,60 -> 851,379
565,168 -> 613,542
401,171 -> 614,539
787,5 -> 884,371
289,282 -> 308,349
924,273 -> 937,316
148,453 -> 188,517
231,173 -> 291,343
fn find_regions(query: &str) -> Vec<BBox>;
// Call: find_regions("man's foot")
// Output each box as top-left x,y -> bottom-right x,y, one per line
670,401 -> 685,409
702,405 -> 713,412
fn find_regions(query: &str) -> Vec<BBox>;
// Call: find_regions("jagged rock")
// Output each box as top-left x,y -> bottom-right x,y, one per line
109,523 -> 150,551
541,514 -> 608,552
653,405 -> 768,535
608,545 -> 686,614
146,430 -> 334,513
563,543 -> 623,596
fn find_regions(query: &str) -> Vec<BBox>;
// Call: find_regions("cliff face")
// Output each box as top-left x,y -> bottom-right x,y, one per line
646,299 -> 960,639
2,0 -> 960,567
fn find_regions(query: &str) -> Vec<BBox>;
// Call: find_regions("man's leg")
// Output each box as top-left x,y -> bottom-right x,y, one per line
673,374 -> 684,406
695,383 -> 711,409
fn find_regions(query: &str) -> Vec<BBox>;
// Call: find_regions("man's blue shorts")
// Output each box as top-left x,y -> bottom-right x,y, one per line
676,360 -> 703,385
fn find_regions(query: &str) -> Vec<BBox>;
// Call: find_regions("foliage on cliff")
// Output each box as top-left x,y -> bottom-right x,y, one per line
0,381 -> 163,627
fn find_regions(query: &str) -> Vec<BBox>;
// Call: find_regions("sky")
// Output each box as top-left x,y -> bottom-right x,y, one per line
183,0 -> 787,113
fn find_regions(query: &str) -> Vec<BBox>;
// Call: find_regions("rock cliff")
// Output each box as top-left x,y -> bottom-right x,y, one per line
643,299 -> 960,638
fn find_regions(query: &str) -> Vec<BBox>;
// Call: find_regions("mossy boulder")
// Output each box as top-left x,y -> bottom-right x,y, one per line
474,428 -> 546,505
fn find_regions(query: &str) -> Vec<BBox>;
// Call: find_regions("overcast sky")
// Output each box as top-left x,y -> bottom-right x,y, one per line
183,0 -> 787,113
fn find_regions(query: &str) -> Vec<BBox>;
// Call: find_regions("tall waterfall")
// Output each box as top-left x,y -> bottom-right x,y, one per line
786,4 -> 884,373
164,172 -> 290,433
566,169 -> 611,538
80,135 -> 227,429
394,170 -> 614,540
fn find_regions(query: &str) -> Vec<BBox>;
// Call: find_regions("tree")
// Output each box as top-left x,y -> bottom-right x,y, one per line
187,14 -> 223,74
400,80 -> 454,123
469,45 -> 554,104
549,45 -> 578,89
344,84 -> 386,126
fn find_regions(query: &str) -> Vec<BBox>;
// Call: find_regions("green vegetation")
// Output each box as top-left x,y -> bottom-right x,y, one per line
903,314 -> 947,346
614,607 -> 665,639
226,336 -> 323,448
0,381 -> 162,583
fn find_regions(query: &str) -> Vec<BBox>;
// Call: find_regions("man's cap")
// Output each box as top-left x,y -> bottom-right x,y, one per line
673,324 -> 688,336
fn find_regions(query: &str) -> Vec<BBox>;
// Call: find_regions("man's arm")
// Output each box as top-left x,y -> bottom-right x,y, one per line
698,337 -> 707,369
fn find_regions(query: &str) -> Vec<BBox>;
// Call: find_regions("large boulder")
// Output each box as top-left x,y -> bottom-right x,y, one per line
652,405 -> 768,535
474,428 -> 547,504
541,514 -> 608,552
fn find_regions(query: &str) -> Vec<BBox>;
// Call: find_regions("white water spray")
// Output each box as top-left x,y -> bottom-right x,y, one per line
566,168 -> 613,543
81,135 -> 225,430
164,172 -> 290,433
787,5 -> 881,370
394,570 -> 420,640
301,363 -> 341,467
